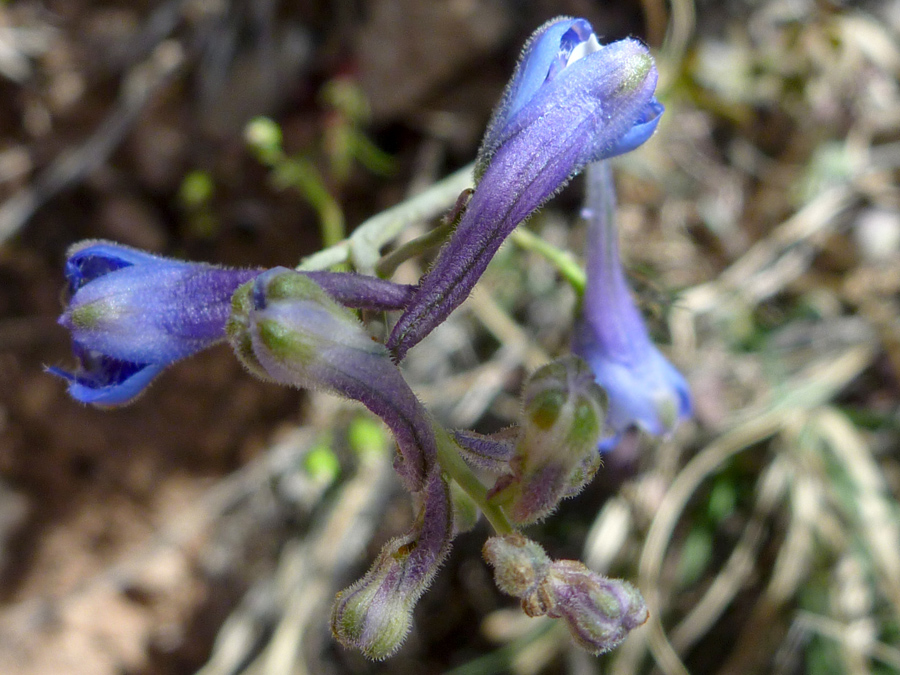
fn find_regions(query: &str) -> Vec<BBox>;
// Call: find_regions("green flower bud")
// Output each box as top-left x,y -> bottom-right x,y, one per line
482,533 -> 551,600
331,471 -> 453,659
488,356 -> 607,524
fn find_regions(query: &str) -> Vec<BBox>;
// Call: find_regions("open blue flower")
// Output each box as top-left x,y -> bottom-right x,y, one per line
387,17 -> 664,361
50,241 -> 420,406
49,241 -> 260,406
572,162 -> 691,447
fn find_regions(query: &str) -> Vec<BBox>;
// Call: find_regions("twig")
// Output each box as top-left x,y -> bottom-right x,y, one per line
297,163 -> 474,273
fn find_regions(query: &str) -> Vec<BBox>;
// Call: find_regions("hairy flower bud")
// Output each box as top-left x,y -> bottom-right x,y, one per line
538,560 -> 648,654
228,267 -> 436,490
388,18 -> 663,361
482,533 -> 551,600
332,471 -> 452,659
488,356 -> 607,524
483,535 -> 648,655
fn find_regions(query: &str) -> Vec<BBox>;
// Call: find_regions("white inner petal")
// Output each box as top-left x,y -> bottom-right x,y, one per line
566,33 -> 602,67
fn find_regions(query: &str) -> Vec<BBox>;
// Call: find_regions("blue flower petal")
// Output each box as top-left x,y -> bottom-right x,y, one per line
478,17 -> 601,177
572,162 -> 691,442
64,241 -> 181,295
47,356 -> 165,406
605,98 -> 665,158
389,36 -> 661,361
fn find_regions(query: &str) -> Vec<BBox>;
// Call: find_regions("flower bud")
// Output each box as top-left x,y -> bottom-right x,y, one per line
228,267 -> 437,490
488,356 -> 607,524
483,536 -> 647,654
332,471 -> 452,659
482,533 -> 551,601
538,560 -> 648,654
387,18 -> 662,361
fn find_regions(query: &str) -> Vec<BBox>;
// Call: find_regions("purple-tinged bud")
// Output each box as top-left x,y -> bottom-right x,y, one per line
572,162 -> 691,446
482,533 -> 551,602
488,356 -> 607,524
228,267 -> 436,491
332,471 -> 452,659
538,560 -> 648,654
476,17 -> 662,179
483,535 -> 648,656
49,240 -> 259,406
387,18 -> 663,361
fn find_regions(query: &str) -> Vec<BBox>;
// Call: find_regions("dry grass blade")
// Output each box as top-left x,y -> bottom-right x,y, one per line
196,443 -> 394,675
813,408 -> 900,613
630,343 -> 874,675
673,186 -> 856,347
786,612 -> 900,672
583,497 -> 633,574
669,455 -> 790,653
720,450 -> 823,673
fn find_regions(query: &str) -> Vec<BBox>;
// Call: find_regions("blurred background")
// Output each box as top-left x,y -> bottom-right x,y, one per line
1,0 -> 899,673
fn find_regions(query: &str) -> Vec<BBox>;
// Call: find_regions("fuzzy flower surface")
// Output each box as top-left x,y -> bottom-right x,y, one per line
387,17 -> 663,361
483,534 -> 648,654
51,241 -> 418,407
49,241 -> 260,406
488,356 -> 607,524
572,162 -> 691,445
227,267 -> 437,491
331,470 -> 452,659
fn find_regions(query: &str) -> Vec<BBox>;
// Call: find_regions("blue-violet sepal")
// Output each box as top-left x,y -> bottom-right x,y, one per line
387,18 -> 663,361
571,162 -> 691,445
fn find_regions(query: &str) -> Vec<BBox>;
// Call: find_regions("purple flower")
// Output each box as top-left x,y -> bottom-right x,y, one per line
49,241 -> 259,406
572,162 -> 691,444
50,241 -> 419,407
387,17 -> 663,361
227,267 -> 437,491
539,560 -> 648,654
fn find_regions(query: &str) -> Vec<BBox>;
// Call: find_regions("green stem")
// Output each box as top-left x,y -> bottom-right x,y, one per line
510,228 -> 586,297
374,220 -> 455,279
431,422 -> 514,535
273,158 -> 346,248
298,163 -> 474,272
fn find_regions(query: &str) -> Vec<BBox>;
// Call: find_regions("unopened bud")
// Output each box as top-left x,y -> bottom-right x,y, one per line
332,471 -> 453,659
482,533 -> 551,601
488,356 -> 607,524
228,267 -> 437,491
538,560 -> 648,654
483,535 -> 647,654
331,544 -> 416,660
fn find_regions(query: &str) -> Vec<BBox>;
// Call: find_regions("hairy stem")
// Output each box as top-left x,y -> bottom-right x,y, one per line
432,421 -> 514,535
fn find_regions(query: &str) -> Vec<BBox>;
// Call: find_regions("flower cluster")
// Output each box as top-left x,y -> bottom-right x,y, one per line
50,16 -> 689,660
483,533 -> 648,654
